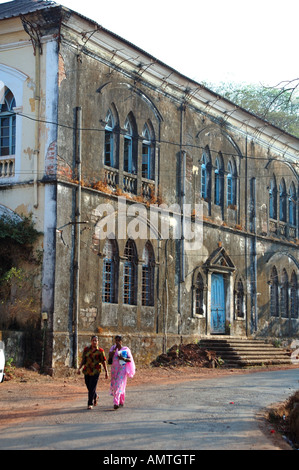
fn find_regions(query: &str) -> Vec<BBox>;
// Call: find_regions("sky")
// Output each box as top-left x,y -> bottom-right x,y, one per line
2,0 -> 299,88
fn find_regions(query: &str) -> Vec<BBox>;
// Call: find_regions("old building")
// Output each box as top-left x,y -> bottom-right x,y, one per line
0,0 -> 298,372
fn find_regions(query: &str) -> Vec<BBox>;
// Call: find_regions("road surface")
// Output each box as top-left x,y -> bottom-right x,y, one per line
0,369 -> 298,451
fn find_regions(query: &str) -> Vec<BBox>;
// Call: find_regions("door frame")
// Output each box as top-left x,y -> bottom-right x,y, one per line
206,269 -> 234,336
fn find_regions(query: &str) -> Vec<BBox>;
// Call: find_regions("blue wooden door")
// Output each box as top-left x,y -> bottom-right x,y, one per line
211,273 -> 226,334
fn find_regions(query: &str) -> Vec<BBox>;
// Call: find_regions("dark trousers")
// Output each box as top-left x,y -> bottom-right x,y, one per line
84,374 -> 100,406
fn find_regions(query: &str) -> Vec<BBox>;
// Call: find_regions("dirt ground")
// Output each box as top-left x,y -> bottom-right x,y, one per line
1,363 -> 298,450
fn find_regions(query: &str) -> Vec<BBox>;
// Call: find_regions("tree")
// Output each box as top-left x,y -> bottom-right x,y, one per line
204,81 -> 299,138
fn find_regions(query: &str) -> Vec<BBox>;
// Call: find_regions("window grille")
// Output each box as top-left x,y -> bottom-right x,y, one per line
142,241 -> 155,306
270,267 -> 279,317
123,239 -> 137,305
102,239 -> 118,303
280,269 -> 289,318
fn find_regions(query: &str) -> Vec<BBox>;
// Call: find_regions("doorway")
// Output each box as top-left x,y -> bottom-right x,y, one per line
211,273 -> 226,334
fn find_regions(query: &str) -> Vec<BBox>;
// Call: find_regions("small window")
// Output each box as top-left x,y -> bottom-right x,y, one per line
279,179 -> 287,222
227,161 -> 236,207
269,177 -> 277,220
280,269 -> 289,318
104,110 -> 114,168
102,239 -> 119,304
214,156 -> 223,206
235,279 -> 245,319
142,124 -> 154,180
195,273 -> 204,315
270,266 -> 279,317
123,116 -> 137,174
289,183 -> 297,227
123,239 -> 138,305
201,151 -> 211,199
290,271 -> 298,319
0,88 -> 16,157
142,241 -> 155,306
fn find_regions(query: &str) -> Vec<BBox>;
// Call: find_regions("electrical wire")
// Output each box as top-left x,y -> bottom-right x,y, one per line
5,110 -> 299,170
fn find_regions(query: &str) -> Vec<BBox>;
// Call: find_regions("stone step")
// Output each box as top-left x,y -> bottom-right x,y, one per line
199,337 -> 292,368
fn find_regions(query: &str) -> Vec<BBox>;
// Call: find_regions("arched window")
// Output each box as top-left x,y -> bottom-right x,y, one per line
123,115 -> 137,174
123,239 -> 138,305
142,124 -> 155,180
269,177 -> 277,219
201,150 -> 211,200
289,183 -> 297,227
279,179 -> 287,222
214,155 -> 223,207
227,160 -> 236,207
270,266 -> 279,317
142,241 -> 155,306
102,239 -> 119,304
195,272 -> 204,316
290,271 -> 298,319
280,268 -> 289,318
0,88 -> 16,157
235,279 -> 245,319
104,110 -> 116,168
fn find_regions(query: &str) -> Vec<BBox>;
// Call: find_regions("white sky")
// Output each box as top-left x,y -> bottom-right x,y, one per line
2,0 -> 299,87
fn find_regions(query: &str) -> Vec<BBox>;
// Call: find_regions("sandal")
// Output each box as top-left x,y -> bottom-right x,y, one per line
94,394 -> 99,406
87,405 -> 93,410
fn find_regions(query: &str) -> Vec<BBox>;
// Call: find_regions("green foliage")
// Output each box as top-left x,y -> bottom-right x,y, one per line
0,214 -> 41,246
204,81 -> 299,137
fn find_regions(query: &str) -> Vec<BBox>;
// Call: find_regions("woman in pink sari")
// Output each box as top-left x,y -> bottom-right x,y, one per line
109,335 -> 135,409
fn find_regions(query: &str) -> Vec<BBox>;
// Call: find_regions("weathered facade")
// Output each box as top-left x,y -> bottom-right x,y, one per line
0,0 -> 298,371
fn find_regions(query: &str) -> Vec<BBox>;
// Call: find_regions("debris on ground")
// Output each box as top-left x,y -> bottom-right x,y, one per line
151,343 -> 224,368
267,390 -> 299,449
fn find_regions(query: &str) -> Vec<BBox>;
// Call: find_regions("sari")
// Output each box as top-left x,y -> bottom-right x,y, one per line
109,345 -> 135,406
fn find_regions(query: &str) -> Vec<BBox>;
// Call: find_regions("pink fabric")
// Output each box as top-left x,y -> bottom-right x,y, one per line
109,346 -> 135,406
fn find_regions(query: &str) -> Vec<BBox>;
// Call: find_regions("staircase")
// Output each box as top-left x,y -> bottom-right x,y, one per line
199,337 -> 292,368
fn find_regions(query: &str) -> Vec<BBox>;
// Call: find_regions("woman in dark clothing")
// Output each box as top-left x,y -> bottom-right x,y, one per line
77,335 -> 109,409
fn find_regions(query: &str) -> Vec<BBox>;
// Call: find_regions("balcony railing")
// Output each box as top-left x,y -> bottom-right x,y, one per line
0,157 -> 15,179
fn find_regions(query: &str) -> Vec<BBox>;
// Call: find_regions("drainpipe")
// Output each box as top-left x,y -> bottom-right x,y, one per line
73,106 -> 82,369
33,40 -> 41,208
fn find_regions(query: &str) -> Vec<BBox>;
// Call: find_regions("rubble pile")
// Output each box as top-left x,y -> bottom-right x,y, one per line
151,343 -> 222,368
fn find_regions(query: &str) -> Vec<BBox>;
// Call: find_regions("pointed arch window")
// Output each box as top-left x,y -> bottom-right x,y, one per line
235,279 -> 245,319
214,156 -> 223,206
280,269 -> 289,318
142,124 -> 155,180
269,177 -> 277,219
290,271 -> 298,319
270,266 -> 279,317
279,179 -> 287,222
0,88 -> 16,157
102,239 -> 119,304
104,110 -> 116,168
123,116 -> 137,174
227,161 -> 236,207
201,150 -> 211,200
195,273 -> 204,316
123,239 -> 138,305
142,241 -> 155,306
289,183 -> 297,227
